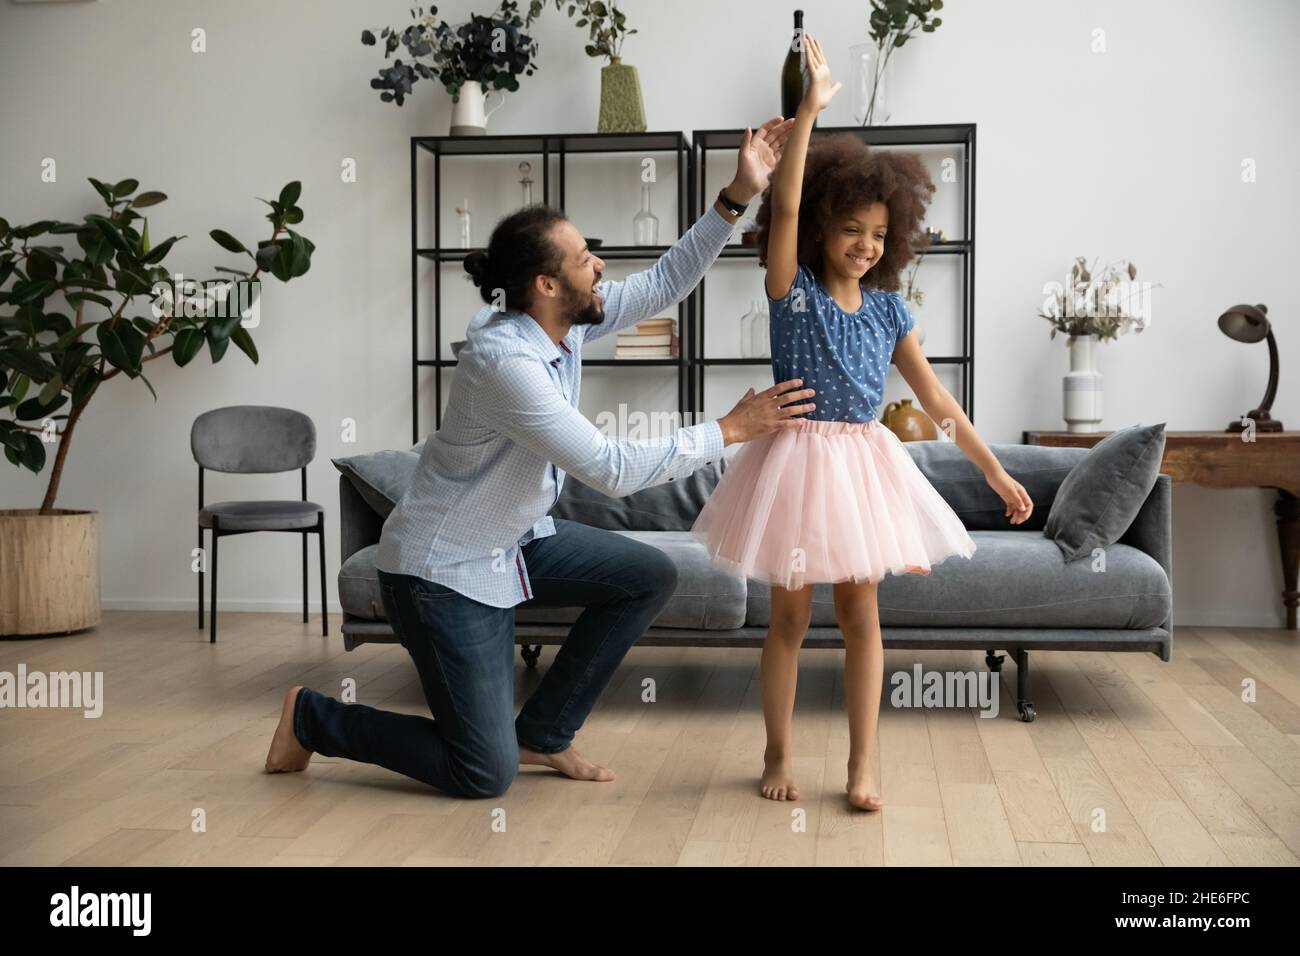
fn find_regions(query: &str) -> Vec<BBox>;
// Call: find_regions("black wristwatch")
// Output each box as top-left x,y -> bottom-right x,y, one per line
717,186 -> 748,216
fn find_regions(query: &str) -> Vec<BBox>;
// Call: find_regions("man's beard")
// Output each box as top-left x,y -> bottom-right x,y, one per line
558,274 -> 604,326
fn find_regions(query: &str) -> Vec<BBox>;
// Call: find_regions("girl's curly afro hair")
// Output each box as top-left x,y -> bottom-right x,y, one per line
754,133 -> 936,293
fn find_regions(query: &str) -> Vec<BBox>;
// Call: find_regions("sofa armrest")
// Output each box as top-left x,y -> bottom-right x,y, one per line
1117,472 -> 1173,635
340,474 -> 384,564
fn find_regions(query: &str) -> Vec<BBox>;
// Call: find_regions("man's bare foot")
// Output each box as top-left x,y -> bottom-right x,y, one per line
846,756 -> 882,810
519,744 -> 615,782
760,751 -> 799,801
265,686 -> 312,773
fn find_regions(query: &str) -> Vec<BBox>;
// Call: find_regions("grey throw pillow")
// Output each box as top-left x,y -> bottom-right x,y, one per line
549,459 -> 728,531
331,440 -> 425,519
1044,423 -> 1166,562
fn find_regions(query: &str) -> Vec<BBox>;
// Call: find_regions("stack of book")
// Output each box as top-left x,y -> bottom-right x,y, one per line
615,317 -> 678,359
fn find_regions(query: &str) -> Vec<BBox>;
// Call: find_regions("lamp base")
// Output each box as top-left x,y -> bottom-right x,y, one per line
1226,409 -> 1284,433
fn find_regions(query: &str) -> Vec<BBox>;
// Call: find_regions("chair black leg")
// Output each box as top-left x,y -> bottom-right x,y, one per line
317,513 -> 327,636
209,517 -> 219,643
301,529 -> 308,623
197,525 -> 205,629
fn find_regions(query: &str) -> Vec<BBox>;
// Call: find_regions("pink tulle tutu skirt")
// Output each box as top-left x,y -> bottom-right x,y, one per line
690,418 -> 977,590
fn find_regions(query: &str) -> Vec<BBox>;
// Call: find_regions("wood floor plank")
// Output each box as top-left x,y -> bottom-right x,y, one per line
3,613 -> 1296,866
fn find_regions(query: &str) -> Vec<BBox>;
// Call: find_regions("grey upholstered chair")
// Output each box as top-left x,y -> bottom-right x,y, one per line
191,405 -> 327,643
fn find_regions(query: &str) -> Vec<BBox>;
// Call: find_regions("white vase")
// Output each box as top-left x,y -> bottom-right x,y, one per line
1063,334 -> 1103,432
449,80 -> 505,136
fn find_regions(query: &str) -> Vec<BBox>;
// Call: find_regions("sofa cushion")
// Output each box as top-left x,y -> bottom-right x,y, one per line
331,441 -> 425,519
745,530 -> 1171,630
338,531 -> 748,630
516,530 -> 746,629
549,461 -> 727,531
339,543 -> 388,620
902,440 -> 1090,532
1043,423 -> 1167,562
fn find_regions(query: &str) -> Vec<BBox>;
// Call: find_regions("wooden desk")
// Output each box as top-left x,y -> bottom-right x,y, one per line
1023,430 -> 1300,630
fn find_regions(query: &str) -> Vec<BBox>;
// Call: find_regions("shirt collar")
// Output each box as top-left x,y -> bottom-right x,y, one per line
469,306 -> 573,366
513,313 -> 576,366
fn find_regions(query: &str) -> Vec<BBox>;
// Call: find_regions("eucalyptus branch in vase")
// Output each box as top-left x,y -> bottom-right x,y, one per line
862,0 -> 944,125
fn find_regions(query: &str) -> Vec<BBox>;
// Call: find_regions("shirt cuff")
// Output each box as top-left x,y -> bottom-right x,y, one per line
697,202 -> 737,247
697,418 -> 725,462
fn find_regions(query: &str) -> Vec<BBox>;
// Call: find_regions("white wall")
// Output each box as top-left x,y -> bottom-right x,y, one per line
1,0 -> 1296,627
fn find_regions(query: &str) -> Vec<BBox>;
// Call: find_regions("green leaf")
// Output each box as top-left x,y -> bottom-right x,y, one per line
255,242 -> 279,272
95,322 -> 133,373
26,250 -> 58,282
8,279 -> 56,306
230,324 -> 259,363
284,207 -> 304,224
140,234 -> 183,265
138,371 -> 158,402
15,393 -> 66,421
38,373 -> 63,406
206,314 -> 242,343
210,229 -> 247,254
10,372 -> 30,402
112,268 -> 153,296
51,323 -> 95,350
14,432 -> 46,472
0,217 -> 8,239
111,178 -> 140,198
89,215 -> 132,256
172,328 -> 205,366
69,367 -> 96,406
116,321 -> 147,371
129,191 -> 168,208
278,181 -> 302,207
288,230 -> 309,277
87,177 -> 115,206
207,330 -> 230,362
0,349 -> 54,381
11,220 -> 58,239
65,291 -> 115,308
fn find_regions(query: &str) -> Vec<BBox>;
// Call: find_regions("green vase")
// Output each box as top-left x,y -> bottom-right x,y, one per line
598,57 -> 646,133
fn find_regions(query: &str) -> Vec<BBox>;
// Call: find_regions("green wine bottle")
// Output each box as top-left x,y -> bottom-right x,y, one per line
780,10 -> 805,121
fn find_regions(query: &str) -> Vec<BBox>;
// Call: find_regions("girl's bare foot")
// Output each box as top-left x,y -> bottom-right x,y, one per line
760,751 -> 799,801
265,686 -> 312,773
519,745 -> 616,781
846,757 -> 883,811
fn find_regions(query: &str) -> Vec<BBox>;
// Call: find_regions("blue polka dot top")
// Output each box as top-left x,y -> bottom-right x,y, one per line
767,263 -> 915,423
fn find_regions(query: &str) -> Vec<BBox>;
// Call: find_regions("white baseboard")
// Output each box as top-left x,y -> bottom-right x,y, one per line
100,598 -> 340,615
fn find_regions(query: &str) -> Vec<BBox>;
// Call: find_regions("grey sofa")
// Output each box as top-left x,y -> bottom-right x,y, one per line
336,440 -> 1173,722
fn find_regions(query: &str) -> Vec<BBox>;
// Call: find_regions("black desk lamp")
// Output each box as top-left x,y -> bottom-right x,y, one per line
1218,303 -> 1283,433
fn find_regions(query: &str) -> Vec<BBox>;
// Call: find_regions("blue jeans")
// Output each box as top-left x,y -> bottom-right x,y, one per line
293,519 -> 677,798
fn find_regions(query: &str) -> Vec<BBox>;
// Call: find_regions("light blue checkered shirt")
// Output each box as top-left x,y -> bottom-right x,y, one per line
374,205 -> 734,608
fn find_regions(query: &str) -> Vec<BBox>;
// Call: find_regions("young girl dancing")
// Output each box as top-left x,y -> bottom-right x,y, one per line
691,35 -> 1033,811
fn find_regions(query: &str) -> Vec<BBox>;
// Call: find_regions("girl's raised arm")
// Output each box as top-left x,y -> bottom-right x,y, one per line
765,34 -> 841,301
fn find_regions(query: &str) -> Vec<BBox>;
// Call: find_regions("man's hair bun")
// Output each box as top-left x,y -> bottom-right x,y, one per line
464,251 -> 490,285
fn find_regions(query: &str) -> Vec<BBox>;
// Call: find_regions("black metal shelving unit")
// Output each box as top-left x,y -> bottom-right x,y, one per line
411,131 -> 694,442
688,123 -> 977,424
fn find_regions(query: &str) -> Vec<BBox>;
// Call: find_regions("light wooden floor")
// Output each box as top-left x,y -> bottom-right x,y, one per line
1,611 -> 1298,866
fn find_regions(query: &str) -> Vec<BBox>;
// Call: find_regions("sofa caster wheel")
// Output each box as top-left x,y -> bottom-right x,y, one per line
521,644 -> 541,668
1018,702 -> 1036,722
985,651 -> 1004,672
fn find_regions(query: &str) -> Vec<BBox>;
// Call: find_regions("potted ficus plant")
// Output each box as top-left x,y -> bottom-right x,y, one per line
0,178 -> 314,636
554,0 -> 643,132
363,1 -> 544,134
